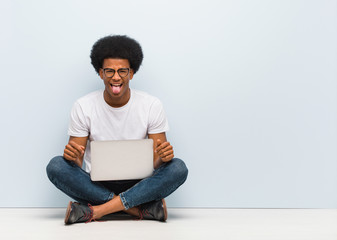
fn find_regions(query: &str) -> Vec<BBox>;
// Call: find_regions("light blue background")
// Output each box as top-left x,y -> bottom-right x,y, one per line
0,0 -> 336,208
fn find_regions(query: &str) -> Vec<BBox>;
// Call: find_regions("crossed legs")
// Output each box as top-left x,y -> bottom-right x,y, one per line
46,156 -> 188,219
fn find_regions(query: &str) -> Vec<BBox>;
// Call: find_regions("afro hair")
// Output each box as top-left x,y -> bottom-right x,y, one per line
90,35 -> 143,74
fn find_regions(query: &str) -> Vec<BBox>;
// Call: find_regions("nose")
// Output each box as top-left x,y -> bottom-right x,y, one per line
112,73 -> 121,81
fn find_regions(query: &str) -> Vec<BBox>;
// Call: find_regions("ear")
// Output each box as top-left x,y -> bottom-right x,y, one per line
99,68 -> 104,80
129,69 -> 134,80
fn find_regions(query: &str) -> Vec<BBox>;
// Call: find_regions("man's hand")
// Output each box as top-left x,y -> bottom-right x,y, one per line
155,139 -> 174,162
63,140 -> 85,167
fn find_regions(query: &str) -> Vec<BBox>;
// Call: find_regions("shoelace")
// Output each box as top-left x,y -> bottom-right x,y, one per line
84,204 -> 106,223
84,204 -> 94,223
137,208 -> 151,220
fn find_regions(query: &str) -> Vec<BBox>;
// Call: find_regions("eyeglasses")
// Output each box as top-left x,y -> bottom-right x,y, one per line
102,68 -> 130,78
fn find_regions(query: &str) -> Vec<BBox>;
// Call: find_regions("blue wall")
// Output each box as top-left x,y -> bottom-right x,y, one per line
1,0 -> 336,208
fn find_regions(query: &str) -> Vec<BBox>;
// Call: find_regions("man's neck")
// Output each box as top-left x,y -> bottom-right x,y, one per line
103,88 -> 131,108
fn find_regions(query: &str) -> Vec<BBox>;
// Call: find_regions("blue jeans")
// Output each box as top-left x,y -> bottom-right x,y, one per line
46,156 -> 188,209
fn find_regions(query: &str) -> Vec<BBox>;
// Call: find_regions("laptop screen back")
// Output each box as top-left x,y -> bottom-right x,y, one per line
90,139 -> 154,181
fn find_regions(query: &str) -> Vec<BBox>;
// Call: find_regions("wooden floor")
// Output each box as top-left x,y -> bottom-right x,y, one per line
1,208 -> 336,240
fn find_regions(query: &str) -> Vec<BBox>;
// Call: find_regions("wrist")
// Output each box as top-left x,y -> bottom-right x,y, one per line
154,158 -> 163,169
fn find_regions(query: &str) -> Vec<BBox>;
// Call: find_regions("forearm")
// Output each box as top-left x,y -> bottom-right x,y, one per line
64,137 -> 87,168
148,133 -> 174,169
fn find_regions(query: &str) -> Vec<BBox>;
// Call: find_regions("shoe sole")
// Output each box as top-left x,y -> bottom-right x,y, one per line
64,201 -> 72,225
162,199 -> 167,221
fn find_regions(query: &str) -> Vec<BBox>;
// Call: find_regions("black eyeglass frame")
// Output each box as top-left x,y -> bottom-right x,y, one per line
102,68 -> 130,78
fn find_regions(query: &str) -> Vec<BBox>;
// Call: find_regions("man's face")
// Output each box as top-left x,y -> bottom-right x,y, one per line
99,58 -> 134,107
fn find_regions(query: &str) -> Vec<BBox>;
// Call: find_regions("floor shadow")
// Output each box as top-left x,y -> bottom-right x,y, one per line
99,211 -> 136,221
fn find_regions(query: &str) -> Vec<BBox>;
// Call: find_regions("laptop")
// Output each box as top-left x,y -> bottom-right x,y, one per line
90,139 -> 154,181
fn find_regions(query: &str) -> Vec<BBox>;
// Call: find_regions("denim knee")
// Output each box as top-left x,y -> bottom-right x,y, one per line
46,156 -> 66,183
169,158 -> 188,185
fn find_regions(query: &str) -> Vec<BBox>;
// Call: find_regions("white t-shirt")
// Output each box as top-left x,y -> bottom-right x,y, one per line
68,88 -> 169,173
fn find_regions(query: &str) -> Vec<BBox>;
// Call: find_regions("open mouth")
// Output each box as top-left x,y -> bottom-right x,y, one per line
110,83 -> 123,94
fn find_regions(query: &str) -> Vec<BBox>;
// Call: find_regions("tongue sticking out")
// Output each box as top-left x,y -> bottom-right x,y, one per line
112,85 -> 121,94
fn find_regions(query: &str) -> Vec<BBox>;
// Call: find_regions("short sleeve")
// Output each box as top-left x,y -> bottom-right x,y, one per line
148,99 -> 169,134
67,101 -> 89,137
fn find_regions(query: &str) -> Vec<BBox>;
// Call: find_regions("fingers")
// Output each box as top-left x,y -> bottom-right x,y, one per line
63,141 -> 85,161
161,151 -> 174,162
156,139 -> 162,148
155,139 -> 167,153
155,140 -> 174,162
69,141 -> 85,156
63,149 -> 77,161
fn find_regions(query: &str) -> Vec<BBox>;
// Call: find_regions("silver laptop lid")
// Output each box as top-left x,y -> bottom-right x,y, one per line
90,139 -> 154,181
